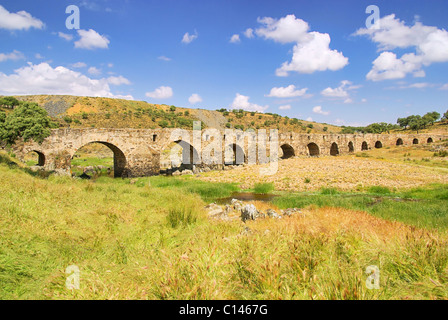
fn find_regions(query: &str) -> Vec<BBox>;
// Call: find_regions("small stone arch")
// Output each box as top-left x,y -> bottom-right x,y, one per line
427,137 -> 433,143
375,141 -> 383,149
362,141 -> 368,151
413,138 -> 419,145
175,140 -> 200,169
348,141 -> 354,153
225,143 -> 246,165
72,141 -> 127,178
24,150 -> 45,166
396,138 -> 403,146
330,142 -> 339,156
307,143 -> 320,157
280,144 -> 295,159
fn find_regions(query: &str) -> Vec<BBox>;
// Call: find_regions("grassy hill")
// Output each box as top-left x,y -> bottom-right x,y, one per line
5,95 -> 341,133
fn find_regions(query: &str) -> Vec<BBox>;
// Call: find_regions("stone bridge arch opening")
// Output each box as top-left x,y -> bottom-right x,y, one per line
413,138 -> 419,144
375,141 -> 383,149
71,141 -> 126,178
362,141 -> 368,151
280,144 -> 295,159
24,150 -> 45,167
307,143 -> 320,157
348,141 -> 354,153
162,140 -> 200,171
396,138 -> 403,146
427,137 -> 433,143
330,142 -> 339,156
225,143 -> 246,165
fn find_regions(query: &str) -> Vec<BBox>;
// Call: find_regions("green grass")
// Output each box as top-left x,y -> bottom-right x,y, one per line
274,184 -> 448,231
253,182 -> 275,194
146,175 -> 240,202
71,156 -> 113,167
1,151 -> 448,300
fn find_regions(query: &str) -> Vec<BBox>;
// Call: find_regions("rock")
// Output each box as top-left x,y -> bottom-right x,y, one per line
231,199 -> 243,212
225,205 -> 233,214
29,165 -> 44,172
266,209 -> 281,219
172,170 -> 181,176
241,204 -> 258,222
205,203 -> 228,220
182,169 -> 193,175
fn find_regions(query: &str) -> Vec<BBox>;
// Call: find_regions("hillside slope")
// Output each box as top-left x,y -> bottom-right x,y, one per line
6,95 -> 341,133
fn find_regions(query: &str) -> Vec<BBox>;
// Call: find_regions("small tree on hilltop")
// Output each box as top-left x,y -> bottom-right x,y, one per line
442,110 -> 448,122
0,102 -> 55,145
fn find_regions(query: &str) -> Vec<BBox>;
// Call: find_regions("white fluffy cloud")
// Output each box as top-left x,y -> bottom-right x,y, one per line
266,84 -> 307,98
58,32 -> 73,41
146,86 -> 173,99
355,14 -> 448,81
230,34 -> 240,43
230,93 -> 268,112
0,50 -> 25,62
312,106 -> 329,116
75,29 -> 110,50
182,31 -> 198,44
279,104 -> 291,110
321,80 -> 359,103
88,66 -> 102,75
244,28 -> 254,38
71,62 -> 87,68
254,14 -> 348,75
0,5 -> 44,30
107,76 -> 131,86
0,62 -> 133,99
188,93 -> 202,104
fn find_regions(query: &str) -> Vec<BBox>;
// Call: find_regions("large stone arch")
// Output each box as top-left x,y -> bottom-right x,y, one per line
427,137 -> 433,143
413,138 -> 419,145
72,141 -> 127,178
330,142 -> 339,156
280,144 -> 295,159
171,140 -> 200,170
307,143 -> 320,157
396,138 -> 403,146
375,141 -> 383,149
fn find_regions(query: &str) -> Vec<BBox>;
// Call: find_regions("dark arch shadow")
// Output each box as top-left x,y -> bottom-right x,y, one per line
396,138 -> 403,146
330,142 -> 339,156
375,141 -> 383,149
72,141 -> 127,178
427,137 -> 433,143
348,141 -> 354,153
361,141 -> 368,151
307,143 -> 319,157
413,138 -> 419,145
280,144 -> 295,159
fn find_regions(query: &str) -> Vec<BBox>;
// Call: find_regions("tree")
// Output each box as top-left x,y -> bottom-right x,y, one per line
0,102 -> 55,144
397,117 -> 410,129
423,111 -> 440,126
443,110 -> 448,121
0,96 -> 20,109
408,115 -> 424,133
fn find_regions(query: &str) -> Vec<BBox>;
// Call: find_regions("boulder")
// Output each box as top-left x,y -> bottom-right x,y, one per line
205,203 -> 228,220
241,204 -> 258,222
266,209 -> 281,219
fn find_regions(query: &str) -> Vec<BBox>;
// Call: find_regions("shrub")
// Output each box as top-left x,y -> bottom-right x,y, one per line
63,116 -> 72,123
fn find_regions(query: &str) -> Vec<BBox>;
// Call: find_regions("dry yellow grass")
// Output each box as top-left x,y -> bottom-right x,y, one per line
198,155 -> 448,191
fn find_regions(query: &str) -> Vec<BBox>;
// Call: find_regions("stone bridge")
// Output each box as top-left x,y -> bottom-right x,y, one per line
13,128 -> 448,177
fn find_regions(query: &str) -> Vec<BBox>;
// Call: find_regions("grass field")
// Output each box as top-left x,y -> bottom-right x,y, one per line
1,151 -> 448,300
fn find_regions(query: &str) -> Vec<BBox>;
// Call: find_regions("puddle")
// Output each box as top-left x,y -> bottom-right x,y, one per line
216,192 -> 278,205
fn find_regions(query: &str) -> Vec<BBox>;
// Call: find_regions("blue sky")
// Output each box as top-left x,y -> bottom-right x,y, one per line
1,0 -> 448,126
